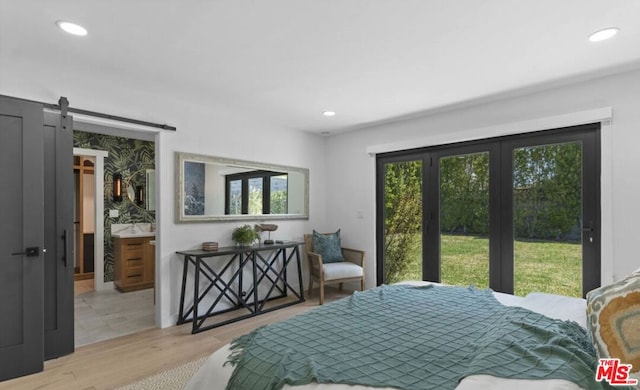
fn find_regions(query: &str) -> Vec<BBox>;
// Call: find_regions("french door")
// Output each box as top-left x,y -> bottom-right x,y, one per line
377,123 -> 600,297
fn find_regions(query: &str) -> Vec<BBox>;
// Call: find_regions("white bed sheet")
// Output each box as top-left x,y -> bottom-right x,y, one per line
186,282 -> 587,390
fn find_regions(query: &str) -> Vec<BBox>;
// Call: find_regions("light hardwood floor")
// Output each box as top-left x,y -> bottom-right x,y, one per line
0,287 -> 350,390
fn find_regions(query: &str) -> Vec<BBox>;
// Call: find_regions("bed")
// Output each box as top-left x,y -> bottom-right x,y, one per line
185,281 -> 615,390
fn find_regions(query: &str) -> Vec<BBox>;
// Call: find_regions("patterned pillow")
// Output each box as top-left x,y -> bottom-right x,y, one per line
312,229 -> 344,263
586,272 -> 640,376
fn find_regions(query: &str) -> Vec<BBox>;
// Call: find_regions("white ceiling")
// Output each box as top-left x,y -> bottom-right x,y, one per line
2,1 -> 640,134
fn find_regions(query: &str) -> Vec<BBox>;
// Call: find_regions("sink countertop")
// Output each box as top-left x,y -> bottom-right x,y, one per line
111,223 -> 156,239
112,231 -> 156,238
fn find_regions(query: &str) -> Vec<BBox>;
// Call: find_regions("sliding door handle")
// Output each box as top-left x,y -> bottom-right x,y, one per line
11,247 -> 40,257
582,225 -> 594,244
61,229 -> 68,267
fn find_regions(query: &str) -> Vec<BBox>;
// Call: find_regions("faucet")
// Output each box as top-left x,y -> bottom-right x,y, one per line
130,222 -> 139,233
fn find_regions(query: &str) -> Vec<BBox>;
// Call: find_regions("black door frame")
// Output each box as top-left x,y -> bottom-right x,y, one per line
375,151 -> 427,286
376,123 -> 601,296
499,125 -> 600,295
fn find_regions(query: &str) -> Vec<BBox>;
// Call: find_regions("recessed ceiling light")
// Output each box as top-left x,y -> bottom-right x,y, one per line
588,27 -> 619,42
56,20 -> 88,36
320,131 -> 331,136
323,111 -> 336,117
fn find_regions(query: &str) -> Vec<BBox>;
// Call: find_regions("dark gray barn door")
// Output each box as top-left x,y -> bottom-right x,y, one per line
43,111 -> 74,360
0,97 -> 45,380
0,98 -> 74,381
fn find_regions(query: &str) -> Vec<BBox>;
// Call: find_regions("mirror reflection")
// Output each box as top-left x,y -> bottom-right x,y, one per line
125,169 -> 155,211
176,152 -> 309,222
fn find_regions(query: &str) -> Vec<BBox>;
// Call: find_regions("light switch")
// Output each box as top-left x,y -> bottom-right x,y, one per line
109,209 -> 119,218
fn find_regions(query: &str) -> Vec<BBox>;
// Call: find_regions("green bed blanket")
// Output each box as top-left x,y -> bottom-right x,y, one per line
225,284 -> 622,390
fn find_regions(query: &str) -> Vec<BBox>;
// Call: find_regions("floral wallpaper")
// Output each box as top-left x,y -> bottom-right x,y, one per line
74,130 -> 155,282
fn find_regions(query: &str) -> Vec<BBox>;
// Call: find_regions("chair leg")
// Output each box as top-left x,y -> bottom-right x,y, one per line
360,278 -> 365,291
308,278 -> 314,296
319,280 -> 325,305
338,282 -> 343,292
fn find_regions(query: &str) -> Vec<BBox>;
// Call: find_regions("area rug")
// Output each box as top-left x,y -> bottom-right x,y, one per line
114,356 -> 207,390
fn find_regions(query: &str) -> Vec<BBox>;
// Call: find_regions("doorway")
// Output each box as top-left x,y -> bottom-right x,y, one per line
72,126 -> 158,347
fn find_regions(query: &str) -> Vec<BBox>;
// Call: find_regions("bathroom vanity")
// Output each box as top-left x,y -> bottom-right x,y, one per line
113,236 -> 155,292
112,226 -> 155,292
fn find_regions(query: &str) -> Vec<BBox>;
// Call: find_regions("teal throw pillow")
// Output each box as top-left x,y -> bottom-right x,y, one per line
312,229 -> 344,263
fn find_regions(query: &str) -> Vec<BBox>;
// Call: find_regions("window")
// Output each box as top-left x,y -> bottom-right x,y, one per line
225,170 -> 288,215
376,123 -> 600,297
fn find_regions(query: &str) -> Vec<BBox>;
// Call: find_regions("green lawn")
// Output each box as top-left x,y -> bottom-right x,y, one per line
390,234 -> 582,297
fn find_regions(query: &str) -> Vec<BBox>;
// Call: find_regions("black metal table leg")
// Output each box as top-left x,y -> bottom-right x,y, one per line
192,256 -> 201,334
177,254 -> 190,324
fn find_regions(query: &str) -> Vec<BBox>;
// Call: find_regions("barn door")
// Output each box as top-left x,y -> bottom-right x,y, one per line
0,96 -> 74,381
43,109 -> 74,359
0,97 -> 45,380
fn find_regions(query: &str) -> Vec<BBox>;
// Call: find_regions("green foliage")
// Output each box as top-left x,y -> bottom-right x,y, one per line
232,224 -> 260,245
248,188 -> 263,214
440,153 -> 489,235
382,143 -> 583,292
270,190 -> 287,214
383,161 -> 423,283
245,186 -> 287,215
513,143 -> 582,239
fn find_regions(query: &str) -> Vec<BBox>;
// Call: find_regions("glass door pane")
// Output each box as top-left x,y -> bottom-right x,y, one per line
270,174 -> 288,214
228,179 -> 242,214
512,142 -> 583,297
383,160 -> 423,283
439,152 -> 490,288
248,177 -> 264,214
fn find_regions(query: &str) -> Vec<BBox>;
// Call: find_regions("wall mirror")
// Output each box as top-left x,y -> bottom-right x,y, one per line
175,152 -> 309,222
125,169 -> 155,211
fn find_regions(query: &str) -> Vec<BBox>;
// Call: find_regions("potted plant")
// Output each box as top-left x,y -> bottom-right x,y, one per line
231,224 -> 260,247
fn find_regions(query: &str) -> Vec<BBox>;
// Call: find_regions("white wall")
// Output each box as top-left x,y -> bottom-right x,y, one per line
324,68 -> 640,290
156,112 -> 327,327
1,58 -> 328,328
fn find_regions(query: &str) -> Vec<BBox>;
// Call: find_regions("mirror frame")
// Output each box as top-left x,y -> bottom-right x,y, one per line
124,168 -> 152,211
175,152 -> 310,222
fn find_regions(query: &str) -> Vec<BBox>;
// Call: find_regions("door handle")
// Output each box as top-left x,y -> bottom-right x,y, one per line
61,229 -> 68,267
582,224 -> 594,244
11,247 -> 40,257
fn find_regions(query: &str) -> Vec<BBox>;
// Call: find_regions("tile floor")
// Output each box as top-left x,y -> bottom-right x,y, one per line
74,279 -> 156,347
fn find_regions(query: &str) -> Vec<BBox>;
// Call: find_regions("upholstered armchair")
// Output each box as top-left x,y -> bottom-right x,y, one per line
303,233 -> 365,305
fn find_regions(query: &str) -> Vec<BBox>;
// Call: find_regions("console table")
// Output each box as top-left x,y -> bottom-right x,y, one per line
176,242 -> 305,334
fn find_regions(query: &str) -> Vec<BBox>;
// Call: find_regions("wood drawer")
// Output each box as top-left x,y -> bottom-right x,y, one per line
113,236 -> 155,292
122,240 -> 144,257
125,273 -> 144,284
126,257 -> 144,268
